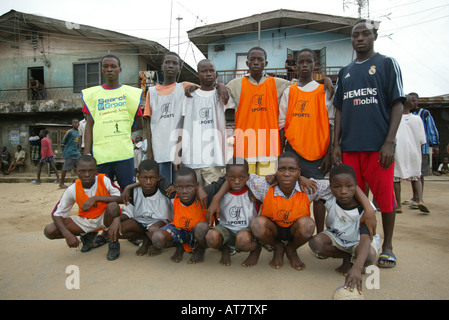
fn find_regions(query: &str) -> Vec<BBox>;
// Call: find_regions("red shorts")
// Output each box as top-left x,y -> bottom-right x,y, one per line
342,151 -> 396,213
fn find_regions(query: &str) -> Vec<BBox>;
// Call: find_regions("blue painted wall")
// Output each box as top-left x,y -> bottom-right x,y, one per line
206,26 -> 354,71
0,47 -> 141,91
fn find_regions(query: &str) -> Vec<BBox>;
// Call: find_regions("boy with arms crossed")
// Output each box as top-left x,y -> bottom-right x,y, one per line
43,155 -> 122,260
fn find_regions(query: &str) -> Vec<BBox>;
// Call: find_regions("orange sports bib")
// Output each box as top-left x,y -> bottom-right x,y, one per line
171,198 -> 207,231
75,174 -> 110,219
284,84 -> 330,161
234,77 -> 281,159
260,187 -> 311,228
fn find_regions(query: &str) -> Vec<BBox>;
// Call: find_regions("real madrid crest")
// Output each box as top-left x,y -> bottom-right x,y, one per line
369,65 -> 376,75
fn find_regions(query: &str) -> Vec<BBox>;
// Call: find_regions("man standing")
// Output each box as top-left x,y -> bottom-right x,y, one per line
59,118 -> 81,188
332,20 -> 406,269
408,92 -> 439,206
82,54 -> 143,190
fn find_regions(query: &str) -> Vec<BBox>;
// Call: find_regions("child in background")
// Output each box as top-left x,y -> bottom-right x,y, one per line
438,157 -> 449,175
32,129 -> 60,185
393,95 -> 427,213
309,164 -> 380,295
43,155 -> 122,260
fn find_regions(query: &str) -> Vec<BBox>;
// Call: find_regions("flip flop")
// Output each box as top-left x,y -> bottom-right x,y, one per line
377,253 -> 397,268
92,234 -> 108,249
418,202 -> 430,214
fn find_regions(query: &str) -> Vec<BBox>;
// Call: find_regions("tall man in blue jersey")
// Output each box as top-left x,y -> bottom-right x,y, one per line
332,20 -> 406,269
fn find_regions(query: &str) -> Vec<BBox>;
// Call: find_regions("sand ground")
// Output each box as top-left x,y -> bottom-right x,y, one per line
0,175 -> 448,301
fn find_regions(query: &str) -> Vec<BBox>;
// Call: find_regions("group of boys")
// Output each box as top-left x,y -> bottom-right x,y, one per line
44,19 -> 407,294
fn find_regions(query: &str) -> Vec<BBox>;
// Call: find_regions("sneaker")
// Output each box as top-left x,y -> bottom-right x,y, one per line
107,241 -> 120,261
80,232 -> 98,252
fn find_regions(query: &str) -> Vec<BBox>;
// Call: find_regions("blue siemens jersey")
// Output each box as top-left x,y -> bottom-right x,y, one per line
334,53 -> 406,152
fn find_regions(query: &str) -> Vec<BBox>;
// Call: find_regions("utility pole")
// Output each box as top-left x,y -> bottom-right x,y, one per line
176,16 -> 183,55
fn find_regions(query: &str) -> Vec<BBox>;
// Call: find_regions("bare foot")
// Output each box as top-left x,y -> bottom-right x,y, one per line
219,246 -> 231,266
171,245 -> 184,263
269,242 -> 285,269
285,245 -> 305,270
189,246 -> 206,264
135,238 -> 149,256
241,245 -> 262,268
335,258 -> 353,276
147,246 -> 162,257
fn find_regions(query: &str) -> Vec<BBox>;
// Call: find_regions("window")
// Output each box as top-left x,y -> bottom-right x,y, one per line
73,62 -> 104,92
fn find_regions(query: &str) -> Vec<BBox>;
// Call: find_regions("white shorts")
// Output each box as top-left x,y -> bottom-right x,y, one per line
323,231 -> 381,264
70,213 -> 106,234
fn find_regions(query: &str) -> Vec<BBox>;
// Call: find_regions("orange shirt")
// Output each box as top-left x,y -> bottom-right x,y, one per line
75,174 -> 111,219
171,197 -> 207,231
284,83 -> 330,161
260,187 -> 311,228
234,77 -> 281,159
171,197 -> 207,252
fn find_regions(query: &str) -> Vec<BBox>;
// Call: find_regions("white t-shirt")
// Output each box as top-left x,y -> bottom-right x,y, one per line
181,88 -> 235,169
78,119 -> 87,148
148,83 -> 185,163
394,113 -> 426,179
324,196 -> 378,249
122,187 -> 173,227
52,175 -> 121,218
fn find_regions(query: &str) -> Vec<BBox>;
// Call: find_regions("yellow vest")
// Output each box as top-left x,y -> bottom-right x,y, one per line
82,85 -> 143,164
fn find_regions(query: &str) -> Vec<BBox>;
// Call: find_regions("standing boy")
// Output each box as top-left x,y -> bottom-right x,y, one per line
226,47 -> 332,176
178,59 -> 234,186
407,92 -> 439,206
43,155 -> 122,260
60,118 -> 81,189
332,20 -> 406,268
82,54 -> 144,190
32,129 -> 60,185
393,95 -> 427,213
143,52 -> 195,183
279,48 -> 334,234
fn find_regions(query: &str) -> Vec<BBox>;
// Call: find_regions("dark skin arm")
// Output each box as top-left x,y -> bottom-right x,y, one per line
333,99 -> 403,169
52,215 -> 80,248
84,114 -> 94,155
378,99 -> 403,169
144,117 -> 154,160
331,107 -> 343,165
345,232 -> 371,294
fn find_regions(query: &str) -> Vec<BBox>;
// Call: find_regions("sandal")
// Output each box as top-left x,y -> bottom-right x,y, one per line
377,253 -> 397,268
92,234 -> 108,249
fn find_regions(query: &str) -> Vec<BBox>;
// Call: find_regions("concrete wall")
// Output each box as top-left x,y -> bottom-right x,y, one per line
206,26 -> 353,71
0,32 -> 143,91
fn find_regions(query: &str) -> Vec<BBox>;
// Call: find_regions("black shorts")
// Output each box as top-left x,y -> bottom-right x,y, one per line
285,142 -> 325,179
275,224 -> 294,242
